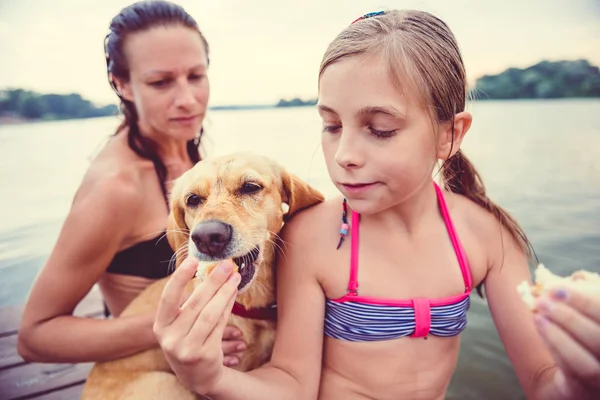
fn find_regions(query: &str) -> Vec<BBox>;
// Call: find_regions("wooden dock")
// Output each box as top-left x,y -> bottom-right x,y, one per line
0,286 -> 105,400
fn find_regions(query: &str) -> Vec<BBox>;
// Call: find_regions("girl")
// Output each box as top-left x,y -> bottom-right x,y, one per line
18,0 -> 245,366
154,9 -> 600,399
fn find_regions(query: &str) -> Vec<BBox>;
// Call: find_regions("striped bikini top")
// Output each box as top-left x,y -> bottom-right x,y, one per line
324,182 -> 473,342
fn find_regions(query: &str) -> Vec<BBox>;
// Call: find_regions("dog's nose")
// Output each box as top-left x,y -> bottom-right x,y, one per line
191,220 -> 233,257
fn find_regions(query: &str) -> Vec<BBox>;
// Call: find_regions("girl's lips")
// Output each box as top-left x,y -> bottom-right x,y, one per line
340,182 -> 379,194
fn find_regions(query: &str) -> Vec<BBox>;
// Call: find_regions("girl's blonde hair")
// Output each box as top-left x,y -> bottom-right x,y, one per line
319,10 -> 534,275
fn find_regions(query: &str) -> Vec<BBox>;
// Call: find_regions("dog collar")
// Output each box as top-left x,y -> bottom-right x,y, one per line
232,302 -> 277,321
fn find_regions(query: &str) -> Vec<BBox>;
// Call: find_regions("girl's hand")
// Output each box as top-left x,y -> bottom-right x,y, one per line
153,257 -> 241,394
534,287 -> 600,399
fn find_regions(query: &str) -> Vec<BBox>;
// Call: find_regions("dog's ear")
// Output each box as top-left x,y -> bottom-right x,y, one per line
167,185 -> 189,268
280,169 -> 324,221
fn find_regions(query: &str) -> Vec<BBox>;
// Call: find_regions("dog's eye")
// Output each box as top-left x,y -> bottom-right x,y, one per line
240,182 -> 262,195
186,194 -> 202,207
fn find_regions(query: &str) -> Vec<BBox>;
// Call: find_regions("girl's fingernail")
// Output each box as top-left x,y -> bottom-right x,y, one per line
220,261 -> 234,273
534,314 -> 549,330
237,343 -> 246,351
228,358 -> 239,366
537,298 -> 554,315
552,288 -> 568,301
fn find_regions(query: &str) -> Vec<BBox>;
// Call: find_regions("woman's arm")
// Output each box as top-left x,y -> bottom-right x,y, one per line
17,175 -> 158,363
155,210 -> 326,399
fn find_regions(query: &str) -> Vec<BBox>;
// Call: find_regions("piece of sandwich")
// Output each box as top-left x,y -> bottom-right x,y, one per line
195,259 -> 238,279
517,263 -> 600,311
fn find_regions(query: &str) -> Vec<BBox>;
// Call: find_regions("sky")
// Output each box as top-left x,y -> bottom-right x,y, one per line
0,0 -> 599,107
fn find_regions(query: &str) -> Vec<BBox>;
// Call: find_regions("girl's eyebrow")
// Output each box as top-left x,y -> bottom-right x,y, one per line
317,104 -> 405,119
317,104 -> 338,115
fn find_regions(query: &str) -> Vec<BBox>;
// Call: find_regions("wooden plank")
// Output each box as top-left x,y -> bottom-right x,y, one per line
0,334 -> 22,370
0,286 -> 104,337
0,286 -> 105,399
0,307 -> 23,339
0,362 -> 92,400
28,382 -> 85,400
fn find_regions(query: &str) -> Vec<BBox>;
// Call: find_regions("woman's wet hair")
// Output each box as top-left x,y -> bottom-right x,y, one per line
104,0 -> 209,203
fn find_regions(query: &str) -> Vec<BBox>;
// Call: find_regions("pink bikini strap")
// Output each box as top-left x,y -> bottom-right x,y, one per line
346,182 -> 472,295
348,210 -> 360,295
433,182 -> 473,292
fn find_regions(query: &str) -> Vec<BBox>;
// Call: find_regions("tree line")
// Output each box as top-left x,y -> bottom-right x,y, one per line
473,59 -> 600,100
0,89 -> 118,121
3,59 -> 598,122
276,59 -> 600,106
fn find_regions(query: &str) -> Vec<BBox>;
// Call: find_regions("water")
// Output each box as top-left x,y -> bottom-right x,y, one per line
1,99 -> 599,399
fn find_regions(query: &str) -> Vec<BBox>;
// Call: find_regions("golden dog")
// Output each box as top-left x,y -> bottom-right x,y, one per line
81,152 -> 324,400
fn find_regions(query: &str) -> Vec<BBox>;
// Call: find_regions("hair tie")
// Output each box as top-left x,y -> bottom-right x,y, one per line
351,10 -> 385,24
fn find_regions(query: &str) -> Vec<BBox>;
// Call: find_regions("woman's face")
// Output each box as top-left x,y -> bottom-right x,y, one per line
117,24 -> 209,143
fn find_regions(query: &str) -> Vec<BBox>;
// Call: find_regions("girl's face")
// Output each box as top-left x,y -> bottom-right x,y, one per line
116,25 -> 209,143
318,54 -> 451,215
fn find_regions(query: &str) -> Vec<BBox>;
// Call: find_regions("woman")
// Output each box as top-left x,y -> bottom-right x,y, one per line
17,0 -> 245,366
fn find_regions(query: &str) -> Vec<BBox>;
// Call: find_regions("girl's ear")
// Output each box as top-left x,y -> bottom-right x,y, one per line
437,111 -> 472,160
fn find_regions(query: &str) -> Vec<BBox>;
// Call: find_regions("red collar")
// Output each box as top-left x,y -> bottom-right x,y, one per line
232,302 -> 277,321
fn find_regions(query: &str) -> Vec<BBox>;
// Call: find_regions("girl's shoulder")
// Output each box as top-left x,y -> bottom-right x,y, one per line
444,190 -> 527,274
443,190 -> 507,242
282,195 -> 344,245
277,196 -> 342,282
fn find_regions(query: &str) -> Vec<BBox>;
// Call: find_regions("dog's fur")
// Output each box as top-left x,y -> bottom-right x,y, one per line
81,152 -> 324,400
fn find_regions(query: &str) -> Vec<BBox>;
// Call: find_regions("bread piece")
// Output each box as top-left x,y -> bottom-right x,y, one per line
517,263 -> 600,311
195,259 -> 238,279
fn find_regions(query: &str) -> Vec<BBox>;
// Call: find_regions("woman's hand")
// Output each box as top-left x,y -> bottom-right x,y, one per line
534,287 -> 600,399
222,324 -> 246,367
154,257 -> 241,394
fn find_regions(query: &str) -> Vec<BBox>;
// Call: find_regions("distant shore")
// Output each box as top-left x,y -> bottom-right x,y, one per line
2,59 -> 598,125
2,97 -> 599,126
